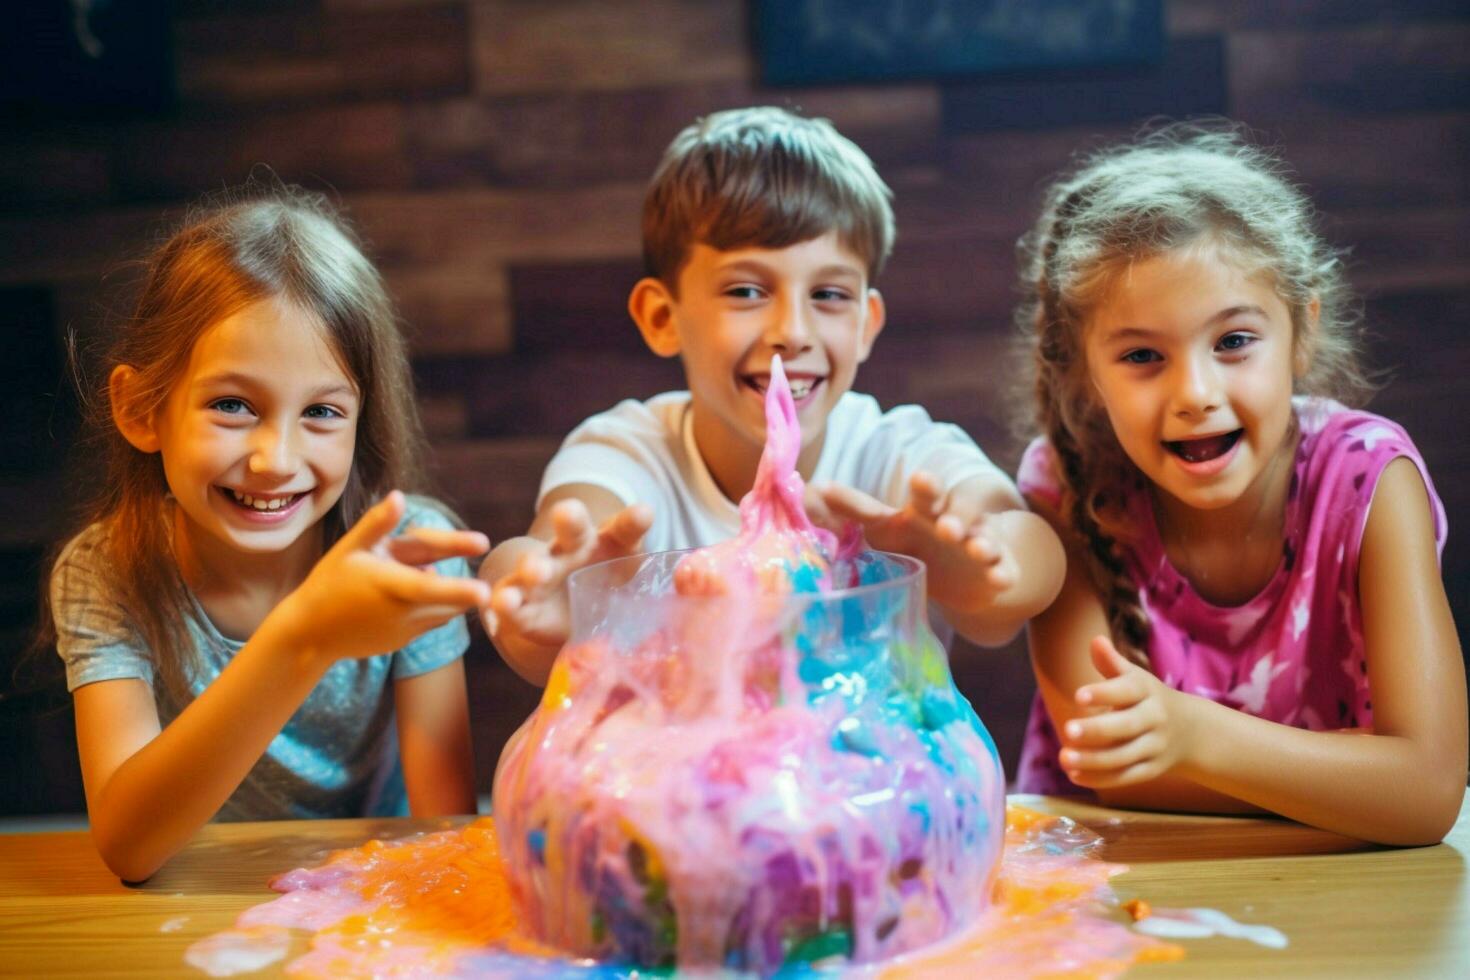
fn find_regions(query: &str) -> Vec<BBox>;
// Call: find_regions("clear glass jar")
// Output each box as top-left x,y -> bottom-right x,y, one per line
495,548 -> 1006,974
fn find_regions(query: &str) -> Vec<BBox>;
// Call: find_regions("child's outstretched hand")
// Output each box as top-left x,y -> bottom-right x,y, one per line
813,471 -> 1016,615
484,498 -> 652,648
1059,636 -> 1198,788
277,491 -> 492,665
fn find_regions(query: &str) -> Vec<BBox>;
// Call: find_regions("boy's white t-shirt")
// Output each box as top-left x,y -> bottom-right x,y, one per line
538,390 -> 1003,554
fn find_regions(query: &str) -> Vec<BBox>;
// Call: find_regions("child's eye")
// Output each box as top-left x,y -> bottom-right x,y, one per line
812,288 -> 853,304
209,397 -> 252,415
1121,349 -> 1161,365
1217,332 -> 1255,352
725,285 -> 764,301
304,404 -> 345,420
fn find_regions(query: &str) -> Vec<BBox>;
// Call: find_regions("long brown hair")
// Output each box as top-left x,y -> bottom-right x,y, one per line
39,185 -> 428,703
1014,121 -> 1372,666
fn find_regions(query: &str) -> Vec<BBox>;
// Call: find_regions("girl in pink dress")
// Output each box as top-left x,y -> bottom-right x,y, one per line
1011,123 -> 1465,845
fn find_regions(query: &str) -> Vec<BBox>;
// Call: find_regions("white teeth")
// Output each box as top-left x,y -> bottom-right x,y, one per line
229,489 -> 293,511
749,378 -> 816,398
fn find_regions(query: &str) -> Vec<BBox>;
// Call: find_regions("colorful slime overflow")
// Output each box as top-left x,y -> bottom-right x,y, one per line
492,356 -> 1007,974
187,806 -> 1182,977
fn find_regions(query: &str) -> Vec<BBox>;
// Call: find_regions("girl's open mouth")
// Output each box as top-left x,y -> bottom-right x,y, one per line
217,486 -> 308,522
1165,429 -> 1242,464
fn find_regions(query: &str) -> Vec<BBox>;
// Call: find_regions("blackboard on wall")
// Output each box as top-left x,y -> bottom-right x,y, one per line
756,0 -> 1164,86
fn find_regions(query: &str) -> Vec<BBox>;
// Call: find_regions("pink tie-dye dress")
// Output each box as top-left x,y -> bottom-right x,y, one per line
1014,398 -> 1448,795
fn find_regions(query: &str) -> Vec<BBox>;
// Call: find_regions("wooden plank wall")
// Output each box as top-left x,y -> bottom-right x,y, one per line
2,0 -> 1466,812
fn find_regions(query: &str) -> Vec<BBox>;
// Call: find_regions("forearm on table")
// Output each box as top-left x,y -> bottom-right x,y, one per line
1097,775 -> 1267,815
944,509 -> 1067,648
1152,696 -> 1462,845
90,616 -> 329,880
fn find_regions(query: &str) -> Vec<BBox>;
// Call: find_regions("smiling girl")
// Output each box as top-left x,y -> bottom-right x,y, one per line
1012,124 -> 1465,845
42,189 -> 491,880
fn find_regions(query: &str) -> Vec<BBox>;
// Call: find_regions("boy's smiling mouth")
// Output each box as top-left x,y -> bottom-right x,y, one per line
1164,429 -> 1243,464
741,373 -> 823,402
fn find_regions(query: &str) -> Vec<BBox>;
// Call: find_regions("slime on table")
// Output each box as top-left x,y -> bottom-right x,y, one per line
186,806 -> 1184,978
493,355 -> 1008,973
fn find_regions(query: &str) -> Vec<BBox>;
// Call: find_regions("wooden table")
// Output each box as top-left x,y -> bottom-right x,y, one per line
2,796 -> 1466,978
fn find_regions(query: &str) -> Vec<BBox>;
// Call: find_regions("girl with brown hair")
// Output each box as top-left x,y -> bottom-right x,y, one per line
43,187 -> 490,880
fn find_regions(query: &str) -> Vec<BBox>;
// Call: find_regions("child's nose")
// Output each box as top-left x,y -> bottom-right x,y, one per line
1173,355 -> 1223,417
247,425 -> 299,476
764,296 -> 815,353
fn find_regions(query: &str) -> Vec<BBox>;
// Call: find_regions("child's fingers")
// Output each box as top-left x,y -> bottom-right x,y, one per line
595,504 -> 652,559
335,490 -> 406,554
1062,732 -> 1160,773
548,498 -> 597,557
406,603 -> 484,634
1065,759 -> 1162,789
1062,704 -> 1153,747
505,551 -> 555,593
385,528 -> 490,566
934,512 -> 966,543
1089,635 -> 1133,679
1075,675 -> 1144,709
491,583 -> 525,617
963,525 -> 1002,565
493,554 -> 561,626
907,471 -> 945,520
381,564 -> 491,609
817,482 -> 897,526
673,551 -> 729,596
674,561 -> 727,597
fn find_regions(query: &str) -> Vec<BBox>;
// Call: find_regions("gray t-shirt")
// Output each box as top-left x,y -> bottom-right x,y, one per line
50,495 -> 471,821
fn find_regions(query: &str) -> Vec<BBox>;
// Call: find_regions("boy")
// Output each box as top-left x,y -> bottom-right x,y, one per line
481,107 -> 1064,685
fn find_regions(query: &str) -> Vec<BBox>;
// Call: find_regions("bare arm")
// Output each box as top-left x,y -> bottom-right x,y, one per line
73,493 -> 491,881
396,658 -> 478,816
1167,459 -> 1465,843
479,483 -> 649,687
1034,460 -> 1468,843
75,616 -> 335,882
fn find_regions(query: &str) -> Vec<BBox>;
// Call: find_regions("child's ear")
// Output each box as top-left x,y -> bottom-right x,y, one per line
1293,295 -> 1321,379
856,288 -> 886,363
629,277 -> 681,358
109,364 -> 161,453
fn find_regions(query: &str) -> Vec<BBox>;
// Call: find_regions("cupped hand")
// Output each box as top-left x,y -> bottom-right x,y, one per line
1058,636 -> 1197,788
